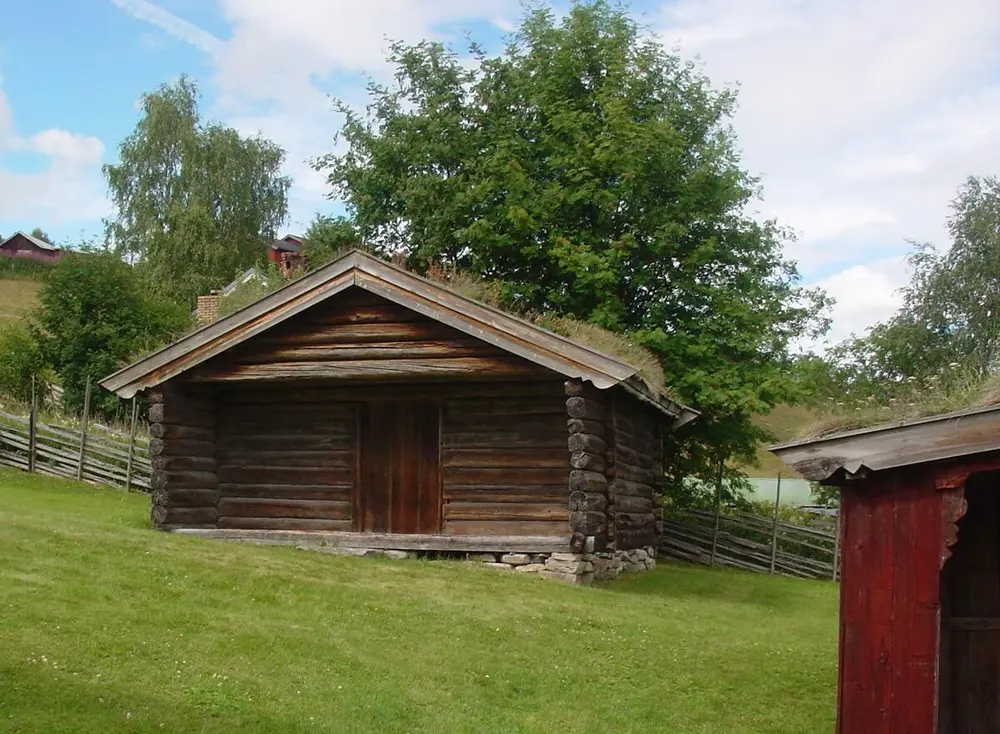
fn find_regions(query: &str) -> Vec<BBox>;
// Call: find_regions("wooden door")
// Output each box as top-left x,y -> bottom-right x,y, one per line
940,472 -> 1000,734
357,401 -> 441,534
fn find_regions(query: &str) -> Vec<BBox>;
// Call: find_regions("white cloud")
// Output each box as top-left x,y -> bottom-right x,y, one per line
658,0 -> 1000,344
0,82 -> 109,228
813,257 -> 910,346
110,0 -> 223,56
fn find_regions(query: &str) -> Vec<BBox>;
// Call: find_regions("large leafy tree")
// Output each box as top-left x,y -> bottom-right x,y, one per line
834,176 -> 1000,390
104,76 -> 291,305
318,2 -> 829,483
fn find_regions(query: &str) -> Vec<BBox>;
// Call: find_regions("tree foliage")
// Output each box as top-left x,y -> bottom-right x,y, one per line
832,175 -> 1000,394
104,76 -> 291,306
302,214 -> 362,267
33,253 -> 190,418
318,2 -> 829,483
29,228 -> 55,246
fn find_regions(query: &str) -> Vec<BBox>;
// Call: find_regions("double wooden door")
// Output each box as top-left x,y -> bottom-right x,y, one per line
357,401 -> 441,534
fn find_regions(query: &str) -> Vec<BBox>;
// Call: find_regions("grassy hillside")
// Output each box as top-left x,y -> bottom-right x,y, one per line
743,403 -> 821,478
0,278 -> 41,327
0,468 -> 838,733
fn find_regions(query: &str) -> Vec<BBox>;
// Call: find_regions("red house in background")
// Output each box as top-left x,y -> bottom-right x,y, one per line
0,232 -> 61,263
771,406 -> 1000,734
267,234 -> 307,275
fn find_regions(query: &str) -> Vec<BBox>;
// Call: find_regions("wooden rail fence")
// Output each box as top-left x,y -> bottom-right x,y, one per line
660,475 -> 840,581
0,381 -> 150,491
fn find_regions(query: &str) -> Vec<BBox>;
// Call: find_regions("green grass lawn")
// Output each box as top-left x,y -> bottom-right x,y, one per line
0,468 -> 838,733
0,278 -> 41,328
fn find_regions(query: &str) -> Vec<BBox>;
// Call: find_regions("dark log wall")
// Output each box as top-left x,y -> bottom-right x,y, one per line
214,389 -> 355,532
565,380 -> 609,551
442,382 -> 570,537
148,386 -> 219,529
190,289 -> 549,384
607,390 -> 662,550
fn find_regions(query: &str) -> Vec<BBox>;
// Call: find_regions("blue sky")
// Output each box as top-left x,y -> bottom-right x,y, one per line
3,0 -> 1000,344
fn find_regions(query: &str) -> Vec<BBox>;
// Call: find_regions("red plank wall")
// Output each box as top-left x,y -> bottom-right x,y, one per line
838,471 -> 946,734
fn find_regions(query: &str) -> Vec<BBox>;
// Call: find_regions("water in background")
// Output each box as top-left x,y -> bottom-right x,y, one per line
747,477 -> 814,506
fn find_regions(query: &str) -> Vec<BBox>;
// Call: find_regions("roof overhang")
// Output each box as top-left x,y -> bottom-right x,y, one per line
769,404 -> 1000,483
100,250 -> 695,421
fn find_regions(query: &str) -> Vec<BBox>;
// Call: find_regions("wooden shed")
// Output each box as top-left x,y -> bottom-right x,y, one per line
771,406 -> 1000,734
0,231 -> 61,262
101,250 -> 697,581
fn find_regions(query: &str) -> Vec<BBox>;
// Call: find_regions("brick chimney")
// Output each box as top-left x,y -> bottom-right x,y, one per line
196,290 -> 220,325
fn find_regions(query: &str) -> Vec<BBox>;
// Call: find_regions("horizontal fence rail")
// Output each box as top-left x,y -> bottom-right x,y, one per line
660,505 -> 840,581
0,386 -> 150,491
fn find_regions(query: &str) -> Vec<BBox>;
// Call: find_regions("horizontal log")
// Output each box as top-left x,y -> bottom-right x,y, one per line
566,396 -> 605,420
193,357 -> 544,383
216,435 -> 353,453
219,380 -> 565,405
217,466 -> 353,486
443,503 -> 568,522
569,469 -> 607,493
172,528 -> 572,553
443,467 -> 569,487
218,483 -> 352,501
300,300 -> 423,326
444,432 -> 567,449
615,512 -> 656,530
443,399 -> 566,420
569,451 -> 605,472
257,321 -> 459,346
569,510 -> 606,535
567,433 -> 606,454
218,517 -> 353,532
566,418 -> 605,437
443,488 -> 569,504
614,495 -> 653,514
443,448 -> 568,469
610,443 -> 656,469
150,470 -> 218,491
443,520 -> 570,538
148,403 -> 215,428
217,497 -> 352,520
219,422 -> 354,438
612,408 -> 657,436
218,403 -> 355,422
614,462 -> 657,485
235,339 -> 499,365
152,505 -> 218,527
218,450 -> 354,469
611,479 -> 654,499
615,528 -> 656,550
148,438 -> 215,459
148,423 -> 214,442
151,488 -> 220,508
150,455 -> 215,473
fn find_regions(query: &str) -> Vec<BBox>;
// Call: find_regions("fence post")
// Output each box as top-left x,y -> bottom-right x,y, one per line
709,458 -> 724,567
125,396 -> 138,492
833,502 -> 842,582
76,377 -> 92,481
28,376 -> 38,473
770,473 -> 782,574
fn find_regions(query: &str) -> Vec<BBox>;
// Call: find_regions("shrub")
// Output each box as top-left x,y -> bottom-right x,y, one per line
0,323 -> 51,403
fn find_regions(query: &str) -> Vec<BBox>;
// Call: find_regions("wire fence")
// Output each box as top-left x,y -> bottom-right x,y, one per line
0,379 -> 150,491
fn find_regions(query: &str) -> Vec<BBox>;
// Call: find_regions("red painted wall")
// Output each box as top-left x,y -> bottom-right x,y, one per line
838,471 -> 945,733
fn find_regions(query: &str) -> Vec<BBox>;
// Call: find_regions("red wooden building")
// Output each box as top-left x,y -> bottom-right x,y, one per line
267,234 -> 307,275
771,406 -> 1000,734
0,232 -> 61,262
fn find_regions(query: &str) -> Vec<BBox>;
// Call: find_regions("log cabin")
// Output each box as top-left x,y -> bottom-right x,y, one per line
101,250 -> 698,582
771,406 -> 1000,734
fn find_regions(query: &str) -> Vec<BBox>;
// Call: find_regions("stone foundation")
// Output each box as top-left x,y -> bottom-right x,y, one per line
469,546 -> 657,584
292,542 -> 657,585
